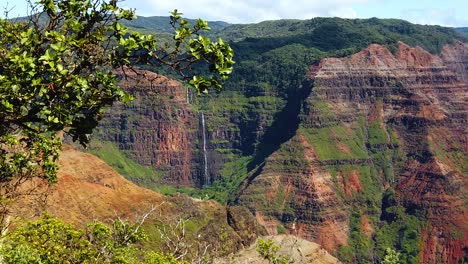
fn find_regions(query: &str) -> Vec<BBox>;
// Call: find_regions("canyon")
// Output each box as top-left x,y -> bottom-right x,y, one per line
82,19 -> 468,263
237,41 -> 467,263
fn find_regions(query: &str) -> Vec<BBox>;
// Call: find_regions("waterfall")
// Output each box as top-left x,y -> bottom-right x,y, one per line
200,112 -> 209,185
186,87 -> 190,104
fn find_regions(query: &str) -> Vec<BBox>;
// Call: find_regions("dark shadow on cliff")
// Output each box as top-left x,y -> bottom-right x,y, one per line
243,78 -> 314,179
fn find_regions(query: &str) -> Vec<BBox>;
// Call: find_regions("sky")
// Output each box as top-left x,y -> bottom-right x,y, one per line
1,0 -> 467,27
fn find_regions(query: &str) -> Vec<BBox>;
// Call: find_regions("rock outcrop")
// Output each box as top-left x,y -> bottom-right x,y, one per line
214,235 -> 341,264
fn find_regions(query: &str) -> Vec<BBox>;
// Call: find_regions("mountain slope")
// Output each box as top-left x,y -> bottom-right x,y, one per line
13,145 -> 266,260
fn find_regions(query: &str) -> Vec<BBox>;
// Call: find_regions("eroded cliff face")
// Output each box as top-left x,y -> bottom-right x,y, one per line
94,69 -> 200,186
237,134 -> 350,252
310,41 -> 467,263
237,41 -> 467,262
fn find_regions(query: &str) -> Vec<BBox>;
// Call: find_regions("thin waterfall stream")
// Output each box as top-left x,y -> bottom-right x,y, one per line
200,112 -> 209,185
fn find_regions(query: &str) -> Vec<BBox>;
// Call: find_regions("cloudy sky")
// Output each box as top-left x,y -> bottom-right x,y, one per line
2,0 -> 467,26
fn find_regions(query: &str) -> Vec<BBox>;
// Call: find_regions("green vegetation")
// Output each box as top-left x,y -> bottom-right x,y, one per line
143,155 -> 254,203
301,126 -> 368,161
375,189 -> 422,263
382,248 -> 401,264
375,207 -> 422,264
88,141 -> 163,186
256,239 -> 294,264
428,129 -> 468,175
0,214 -> 186,264
276,225 -> 287,234
268,138 -> 308,171
196,156 -> 253,203
338,212 -> 374,264
368,121 -> 388,146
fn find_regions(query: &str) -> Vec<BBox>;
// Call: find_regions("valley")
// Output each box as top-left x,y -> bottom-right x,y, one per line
84,17 -> 468,263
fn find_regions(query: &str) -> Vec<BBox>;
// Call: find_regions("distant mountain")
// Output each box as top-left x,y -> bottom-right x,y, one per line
455,27 -> 468,34
121,15 -> 230,34
9,13 -> 230,36
218,17 -> 467,54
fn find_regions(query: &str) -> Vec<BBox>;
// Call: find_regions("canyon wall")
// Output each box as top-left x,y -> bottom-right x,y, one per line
237,41 -> 467,263
93,70 -> 201,186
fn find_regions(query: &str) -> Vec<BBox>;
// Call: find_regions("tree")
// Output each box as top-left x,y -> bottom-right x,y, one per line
0,0 -> 234,229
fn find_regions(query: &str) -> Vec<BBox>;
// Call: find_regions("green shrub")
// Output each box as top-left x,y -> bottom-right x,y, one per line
256,239 -> 294,264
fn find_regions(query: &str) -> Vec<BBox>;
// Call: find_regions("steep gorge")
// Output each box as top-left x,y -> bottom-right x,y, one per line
85,19 -> 468,263
236,41 -> 468,263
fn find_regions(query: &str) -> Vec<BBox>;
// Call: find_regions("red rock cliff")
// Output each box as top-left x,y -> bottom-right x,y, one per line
238,41 -> 467,263
96,69 -> 198,186
311,41 -> 467,263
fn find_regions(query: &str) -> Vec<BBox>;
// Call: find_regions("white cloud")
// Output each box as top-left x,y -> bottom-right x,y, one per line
400,8 -> 468,27
129,0 -> 371,23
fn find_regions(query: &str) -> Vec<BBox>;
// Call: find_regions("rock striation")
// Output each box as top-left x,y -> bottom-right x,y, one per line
237,41 -> 467,262
237,134 -> 350,252
95,69 -> 200,186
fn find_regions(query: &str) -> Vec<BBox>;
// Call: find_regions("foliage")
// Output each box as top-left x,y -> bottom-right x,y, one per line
256,239 -> 294,264
144,252 -> 189,264
337,212 -> 373,264
0,214 -> 186,264
0,0 -> 233,229
382,248 -> 401,264
375,204 -> 422,264
198,156 -> 253,203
